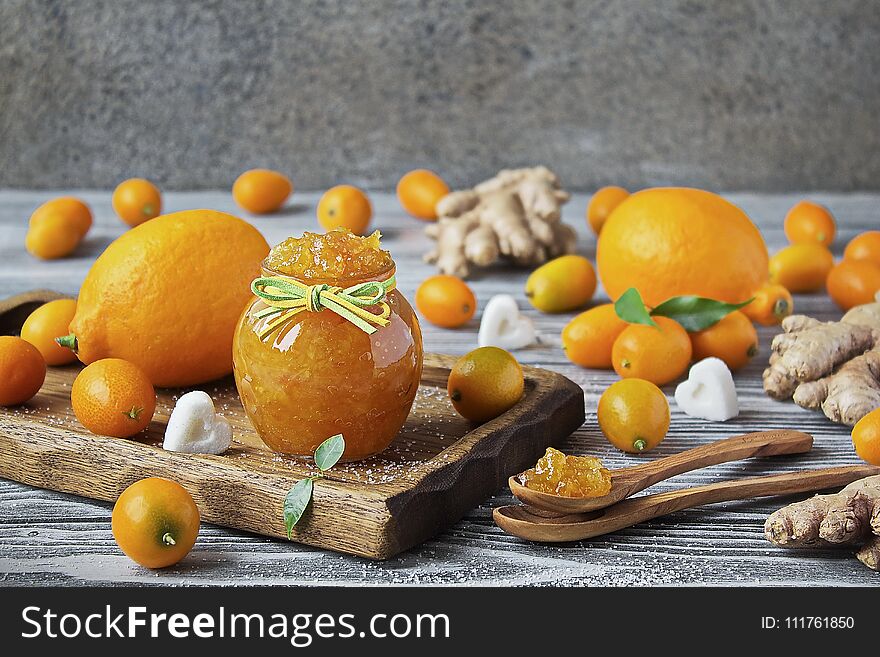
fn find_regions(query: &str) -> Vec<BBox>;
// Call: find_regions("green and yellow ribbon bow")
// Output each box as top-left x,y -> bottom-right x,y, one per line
250,274 -> 396,340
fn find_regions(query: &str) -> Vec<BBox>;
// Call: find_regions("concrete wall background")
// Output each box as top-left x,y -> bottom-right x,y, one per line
1,0 -> 878,191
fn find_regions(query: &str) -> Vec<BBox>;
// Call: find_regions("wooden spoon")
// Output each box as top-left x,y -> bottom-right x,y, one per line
495,464 -> 880,543
510,430 -> 813,514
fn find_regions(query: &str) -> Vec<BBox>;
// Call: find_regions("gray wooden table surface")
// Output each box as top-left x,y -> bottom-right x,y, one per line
1,189 -> 878,587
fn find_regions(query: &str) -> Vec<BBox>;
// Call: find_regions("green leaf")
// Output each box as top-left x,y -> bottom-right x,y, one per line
283,477 -> 314,539
650,296 -> 753,332
614,288 -> 657,327
314,434 -> 345,472
282,435 -> 345,538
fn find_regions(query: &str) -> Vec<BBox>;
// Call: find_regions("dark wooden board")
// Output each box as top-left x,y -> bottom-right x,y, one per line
0,291 -> 585,559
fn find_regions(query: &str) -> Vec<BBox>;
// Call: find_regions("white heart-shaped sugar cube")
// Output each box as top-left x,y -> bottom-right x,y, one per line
478,294 -> 536,350
674,357 -> 739,422
163,390 -> 233,455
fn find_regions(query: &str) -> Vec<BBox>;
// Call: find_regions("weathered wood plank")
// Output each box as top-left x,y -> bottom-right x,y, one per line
1,189 -> 879,585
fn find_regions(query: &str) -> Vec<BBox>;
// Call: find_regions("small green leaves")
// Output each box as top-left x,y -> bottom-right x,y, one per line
282,434 -> 346,539
283,478 -> 314,539
614,288 -> 656,327
614,287 -> 753,332
650,295 -> 753,332
314,434 -> 345,472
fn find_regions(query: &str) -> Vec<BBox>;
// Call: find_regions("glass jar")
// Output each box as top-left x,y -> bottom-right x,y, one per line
232,231 -> 423,461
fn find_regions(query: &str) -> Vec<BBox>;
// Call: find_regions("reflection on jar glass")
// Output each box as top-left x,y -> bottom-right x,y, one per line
233,230 -> 423,461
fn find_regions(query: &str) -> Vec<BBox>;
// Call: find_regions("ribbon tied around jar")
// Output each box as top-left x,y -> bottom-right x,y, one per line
250,274 -> 396,340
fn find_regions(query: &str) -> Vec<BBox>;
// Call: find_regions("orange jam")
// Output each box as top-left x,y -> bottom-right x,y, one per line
264,229 -> 393,282
519,447 -> 612,497
233,229 -> 423,461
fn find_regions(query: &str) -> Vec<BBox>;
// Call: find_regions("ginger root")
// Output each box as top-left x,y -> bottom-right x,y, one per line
856,536 -> 880,570
765,475 -> 880,570
763,298 -> 880,425
424,166 -> 576,278
793,350 -> 880,425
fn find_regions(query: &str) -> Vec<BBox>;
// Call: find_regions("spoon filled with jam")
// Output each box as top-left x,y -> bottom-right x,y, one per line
510,430 -> 814,515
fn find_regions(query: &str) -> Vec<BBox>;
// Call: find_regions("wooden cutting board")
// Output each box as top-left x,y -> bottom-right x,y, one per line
0,291 -> 585,559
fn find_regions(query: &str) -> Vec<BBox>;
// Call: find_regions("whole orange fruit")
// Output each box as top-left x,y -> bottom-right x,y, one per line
397,169 -> 450,221
742,282 -> 793,326
112,178 -> 162,227
415,275 -> 476,328
598,378 -> 670,453
20,298 -> 78,365
0,336 -> 46,406
769,243 -> 834,293
30,196 -> 92,238
525,255 -> 597,313
826,259 -> 880,311
784,201 -> 836,247
561,304 -> 628,369
447,347 -> 524,422
112,477 -> 200,568
688,311 -> 758,371
25,214 -> 80,260
317,185 -> 372,235
232,169 -> 292,214
612,316 -> 692,386
587,186 -> 629,235
63,210 -> 269,387
852,409 -> 880,466
844,231 -> 880,266
72,358 -> 156,437
597,188 -> 767,306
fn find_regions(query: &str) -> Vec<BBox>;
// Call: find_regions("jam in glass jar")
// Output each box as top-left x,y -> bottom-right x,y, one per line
233,229 -> 423,461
